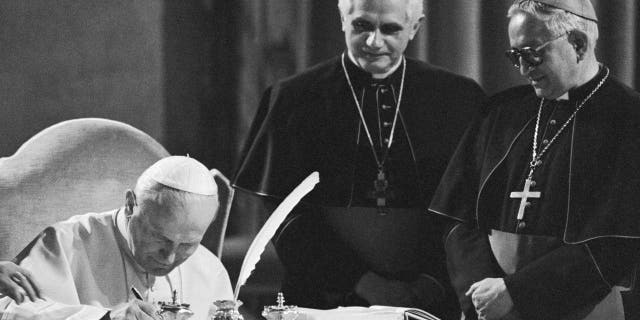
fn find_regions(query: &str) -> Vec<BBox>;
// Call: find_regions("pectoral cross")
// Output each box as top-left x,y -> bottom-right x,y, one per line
373,170 -> 389,214
510,178 -> 541,229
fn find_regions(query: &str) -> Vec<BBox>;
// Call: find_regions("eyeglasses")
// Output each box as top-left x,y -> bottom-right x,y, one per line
505,33 -> 567,69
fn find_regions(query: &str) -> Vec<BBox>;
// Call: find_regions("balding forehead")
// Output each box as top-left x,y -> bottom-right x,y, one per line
140,197 -> 215,243
509,12 -> 552,44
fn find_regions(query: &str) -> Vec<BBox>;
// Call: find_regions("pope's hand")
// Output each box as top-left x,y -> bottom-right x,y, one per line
466,278 -> 513,320
0,261 -> 42,304
110,300 -> 160,320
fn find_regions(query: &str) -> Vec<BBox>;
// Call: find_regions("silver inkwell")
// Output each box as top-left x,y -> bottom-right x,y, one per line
157,290 -> 195,320
209,299 -> 244,320
262,292 -> 299,320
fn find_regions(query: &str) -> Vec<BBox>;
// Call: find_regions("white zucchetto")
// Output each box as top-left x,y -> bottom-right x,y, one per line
141,156 -> 217,195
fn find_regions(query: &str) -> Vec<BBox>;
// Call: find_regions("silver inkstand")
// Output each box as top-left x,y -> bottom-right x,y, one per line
157,290 -> 195,320
262,292 -> 300,320
209,300 -> 244,320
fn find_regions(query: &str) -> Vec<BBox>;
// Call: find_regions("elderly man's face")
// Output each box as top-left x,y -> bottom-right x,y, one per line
508,13 -> 580,99
128,194 -> 217,276
341,0 -> 420,75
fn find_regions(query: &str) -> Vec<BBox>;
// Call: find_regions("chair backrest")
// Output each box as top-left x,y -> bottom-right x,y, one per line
202,169 -> 235,259
0,118 -> 170,260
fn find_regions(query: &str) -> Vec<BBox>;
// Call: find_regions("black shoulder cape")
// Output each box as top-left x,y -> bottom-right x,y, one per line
233,55 -> 486,208
429,76 -> 640,243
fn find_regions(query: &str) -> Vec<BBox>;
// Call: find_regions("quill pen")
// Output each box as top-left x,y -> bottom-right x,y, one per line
233,171 -> 319,300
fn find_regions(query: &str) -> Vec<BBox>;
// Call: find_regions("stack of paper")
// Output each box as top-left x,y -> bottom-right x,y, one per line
298,306 -> 440,320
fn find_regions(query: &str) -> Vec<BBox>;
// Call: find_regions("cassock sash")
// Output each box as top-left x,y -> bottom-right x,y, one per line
322,207 -> 427,277
488,229 -> 625,320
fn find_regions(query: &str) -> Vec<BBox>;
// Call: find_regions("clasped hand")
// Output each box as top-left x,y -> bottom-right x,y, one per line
110,299 -> 161,320
466,277 -> 513,320
0,261 -> 42,304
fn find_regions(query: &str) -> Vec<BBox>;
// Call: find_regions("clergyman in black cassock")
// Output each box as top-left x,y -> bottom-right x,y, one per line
429,1 -> 640,320
233,0 -> 485,318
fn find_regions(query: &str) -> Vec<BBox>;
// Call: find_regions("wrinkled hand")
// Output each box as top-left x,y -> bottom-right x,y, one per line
466,278 -> 513,320
0,261 -> 42,304
110,300 -> 160,320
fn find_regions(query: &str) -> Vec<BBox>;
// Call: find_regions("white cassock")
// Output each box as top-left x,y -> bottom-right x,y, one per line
0,209 -> 233,320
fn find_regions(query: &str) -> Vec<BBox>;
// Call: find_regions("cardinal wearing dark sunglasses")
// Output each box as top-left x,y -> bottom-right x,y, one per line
430,1 -> 640,320
504,32 -> 567,69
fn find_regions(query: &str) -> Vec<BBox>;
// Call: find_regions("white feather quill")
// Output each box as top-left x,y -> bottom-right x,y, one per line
233,171 -> 320,300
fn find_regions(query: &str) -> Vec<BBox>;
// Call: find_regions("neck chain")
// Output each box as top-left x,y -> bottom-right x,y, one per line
511,67 -> 609,231
341,53 -> 406,171
528,66 -> 609,179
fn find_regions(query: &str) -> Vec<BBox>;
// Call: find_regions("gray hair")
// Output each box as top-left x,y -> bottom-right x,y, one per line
338,0 -> 424,24
508,0 -> 598,49
134,174 -> 218,217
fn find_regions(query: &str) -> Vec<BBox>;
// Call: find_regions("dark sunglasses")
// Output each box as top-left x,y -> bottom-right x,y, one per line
505,33 -> 567,69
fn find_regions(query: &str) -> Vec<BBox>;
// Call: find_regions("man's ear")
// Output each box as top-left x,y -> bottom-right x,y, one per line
568,31 -> 589,60
408,16 -> 425,40
124,189 -> 137,216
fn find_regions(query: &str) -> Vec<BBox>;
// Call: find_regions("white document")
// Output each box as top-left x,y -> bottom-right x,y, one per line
0,298 -> 107,320
298,305 -> 440,320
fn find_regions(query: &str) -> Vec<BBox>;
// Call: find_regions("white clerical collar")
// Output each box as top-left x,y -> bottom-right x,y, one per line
347,50 -> 403,79
556,92 -> 569,101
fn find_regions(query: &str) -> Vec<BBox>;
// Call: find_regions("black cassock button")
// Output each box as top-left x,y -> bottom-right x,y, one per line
518,220 -> 526,230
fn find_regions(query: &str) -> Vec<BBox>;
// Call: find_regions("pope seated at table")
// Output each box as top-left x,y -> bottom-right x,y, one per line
0,156 -> 233,320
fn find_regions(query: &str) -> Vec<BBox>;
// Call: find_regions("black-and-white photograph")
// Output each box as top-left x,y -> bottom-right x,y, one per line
1,1 -> 639,319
